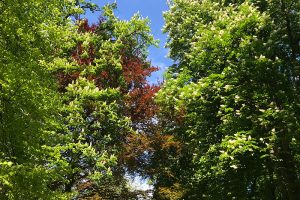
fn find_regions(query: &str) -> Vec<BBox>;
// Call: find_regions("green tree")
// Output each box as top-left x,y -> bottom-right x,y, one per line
0,0 -> 96,199
155,0 -> 300,199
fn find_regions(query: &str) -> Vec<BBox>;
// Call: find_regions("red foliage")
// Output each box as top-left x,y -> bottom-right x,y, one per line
123,132 -> 181,175
121,54 -> 160,122
78,19 -> 98,33
122,56 -> 159,86
100,71 -> 109,79
125,84 -> 160,122
56,71 -> 80,91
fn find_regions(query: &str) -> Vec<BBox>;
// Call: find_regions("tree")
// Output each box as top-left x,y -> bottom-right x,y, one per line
53,3 -> 160,198
155,0 -> 300,199
0,0 -> 93,199
0,0 -> 111,199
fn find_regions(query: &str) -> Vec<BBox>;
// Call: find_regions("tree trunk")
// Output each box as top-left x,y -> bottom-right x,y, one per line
275,135 -> 300,200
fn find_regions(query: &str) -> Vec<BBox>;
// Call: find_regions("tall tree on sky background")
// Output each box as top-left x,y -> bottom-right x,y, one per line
0,0 -> 300,199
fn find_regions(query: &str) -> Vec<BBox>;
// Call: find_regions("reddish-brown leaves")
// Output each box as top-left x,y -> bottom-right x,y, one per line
122,56 -> 159,86
56,71 -> 80,91
78,19 -> 98,33
123,132 -> 181,175
125,84 -> 160,122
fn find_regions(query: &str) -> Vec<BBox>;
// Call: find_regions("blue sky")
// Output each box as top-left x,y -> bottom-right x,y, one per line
84,0 -> 173,83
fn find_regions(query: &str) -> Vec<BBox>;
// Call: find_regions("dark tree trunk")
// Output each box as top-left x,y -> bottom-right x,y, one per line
275,135 -> 300,200
65,174 -> 75,192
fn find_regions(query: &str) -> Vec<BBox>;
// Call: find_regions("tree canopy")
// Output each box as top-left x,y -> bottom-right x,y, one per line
1,0 -> 299,199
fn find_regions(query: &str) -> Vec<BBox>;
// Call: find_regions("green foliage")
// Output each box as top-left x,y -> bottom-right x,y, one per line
0,0 -> 85,198
156,0 -> 300,199
55,77 -> 131,192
